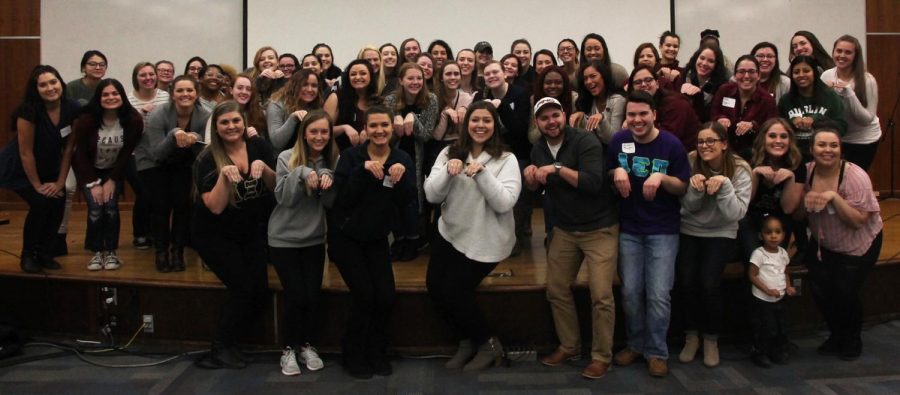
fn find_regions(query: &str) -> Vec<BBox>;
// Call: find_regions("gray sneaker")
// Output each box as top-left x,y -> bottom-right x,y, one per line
88,252 -> 104,271
299,343 -> 324,371
280,347 -> 301,376
103,251 -> 121,270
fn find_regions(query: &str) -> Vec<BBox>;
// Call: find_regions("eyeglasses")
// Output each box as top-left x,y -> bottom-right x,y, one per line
633,77 -> 656,86
157,69 -> 174,74
86,61 -> 107,69
558,46 -> 575,53
754,54 -> 776,60
735,69 -> 759,76
697,138 -> 723,146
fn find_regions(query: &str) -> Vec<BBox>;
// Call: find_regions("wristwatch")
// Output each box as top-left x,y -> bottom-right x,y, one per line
554,162 -> 562,175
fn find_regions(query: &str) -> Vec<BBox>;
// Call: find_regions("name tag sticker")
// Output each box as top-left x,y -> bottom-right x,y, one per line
722,97 -> 736,108
622,142 -> 636,154
60,126 -> 72,138
382,177 -> 394,188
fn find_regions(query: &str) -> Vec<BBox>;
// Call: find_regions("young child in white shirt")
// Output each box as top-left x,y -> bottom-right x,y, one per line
748,215 -> 797,367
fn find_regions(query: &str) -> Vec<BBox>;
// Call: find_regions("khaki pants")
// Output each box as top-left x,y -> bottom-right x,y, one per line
546,224 -> 619,362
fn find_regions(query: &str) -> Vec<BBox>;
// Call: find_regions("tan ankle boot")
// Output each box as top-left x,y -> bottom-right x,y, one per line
463,337 -> 503,371
679,333 -> 700,363
703,338 -> 720,367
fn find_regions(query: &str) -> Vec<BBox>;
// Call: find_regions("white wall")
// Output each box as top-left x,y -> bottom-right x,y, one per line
248,0 -> 672,74
674,0 -> 866,70
42,0 -> 243,89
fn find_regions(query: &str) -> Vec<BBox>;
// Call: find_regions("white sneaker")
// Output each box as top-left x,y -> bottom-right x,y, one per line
88,252 -> 104,271
280,347 -> 301,376
103,251 -> 121,270
299,343 -> 324,371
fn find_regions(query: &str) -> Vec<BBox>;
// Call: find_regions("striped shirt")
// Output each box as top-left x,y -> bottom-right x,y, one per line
806,162 -> 883,256
128,89 -> 170,122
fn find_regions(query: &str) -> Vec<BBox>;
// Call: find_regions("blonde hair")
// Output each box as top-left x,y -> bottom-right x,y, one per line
250,46 -> 278,79
357,45 -> 386,95
287,110 -> 338,171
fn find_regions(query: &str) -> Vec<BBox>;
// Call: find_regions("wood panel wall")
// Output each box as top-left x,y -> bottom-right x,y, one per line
866,0 -> 900,196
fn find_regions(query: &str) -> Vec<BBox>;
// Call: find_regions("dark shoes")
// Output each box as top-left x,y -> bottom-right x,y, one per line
52,233 -> 68,257
343,354 -> 374,379
170,247 -> 186,272
20,252 -> 42,273
390,239 -> 418,262
195,344 -> 248,369
155,250 -> 171,273
369,354 -> 393,376
751,351 -> 773,368
133,237 -> 152,250
613,348 -> 641,366
540,347 -> 581,367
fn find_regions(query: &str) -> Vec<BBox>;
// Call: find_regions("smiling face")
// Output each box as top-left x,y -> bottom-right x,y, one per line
791,35 -> 813,57
542,71 -> 564,98
299,74 -> 319,104
735,59 -> 760,92
258,49 -> 277,71
232,76 -> 252,106
416,57 -> 433,80
557,41 -> 577,63
187,61 -> 203,79
696,128 -> 726,165
832,40 -> 856,71
430,45 -> 448,69
625,101 -> 657,141
401,67 -> 424,97
535,107 -> 565,142
535,54 -> 554,75
348,64 -> 371,90
278,57 -> 296,78
631,69 -> 658,96
791,61 -> 815,91
314,47 -> 332,70
37,72 -> 63,103
83,55 -> 107,80
366,113 -> 393,147
513,43 -> 531,69
502,57 -> 519,80
442,64 -> 461,90
99,84 -> 123,111
583,38 -> 604,61
467,108 -> 495,146
660,36 -> 679,63
381,46 -> 398,68
812,131 -> 841,166
754,47 -> 777,75
483,63 -> 504,89
215,111 -> 245,143
137,65 -> 157,90
583,66 -> 605,97
695,48 -> 716,78
172,80 -> 198,109
157,65 -> 173,87
763,122 -> 790,158
362,49 -> 381,72
403,41 -> 421,63
457,50 -> 475,76
304,118 -> 330,154
201,66 -> 223,92
301,55 -> 321,74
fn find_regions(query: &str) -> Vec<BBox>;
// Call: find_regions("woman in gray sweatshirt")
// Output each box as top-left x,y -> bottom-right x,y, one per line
675,122 -> 751,368
267,110 -> 337,376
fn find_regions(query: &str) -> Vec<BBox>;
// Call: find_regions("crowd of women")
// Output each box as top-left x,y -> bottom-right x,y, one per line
0,28 -> 884,379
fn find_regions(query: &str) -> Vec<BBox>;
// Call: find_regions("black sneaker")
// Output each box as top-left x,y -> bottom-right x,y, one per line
343,355 -> 374,379
839,336 -> 862,361
751,352 -> 772,368
817,336 -> 841,356
36,253 -> 62,270
369,354 -> 393,376
20,252 -> 42,274
52,233 -> 68,257
133,237 -> 152,250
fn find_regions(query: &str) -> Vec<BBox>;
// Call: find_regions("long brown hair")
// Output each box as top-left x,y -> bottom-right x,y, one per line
391,63 -> 430,110
198,101 -> 245,206
447,101 -> 507,161
270,69 -> 323,114
751,118 -> 802,170
691,121 -> 748,179
250,46 -> 277,79
233,74 -> 268,139
833,35 -> 869,107
287,110 -> 338,171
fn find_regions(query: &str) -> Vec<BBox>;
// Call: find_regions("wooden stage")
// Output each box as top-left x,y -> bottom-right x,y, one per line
0,201 -> 898,352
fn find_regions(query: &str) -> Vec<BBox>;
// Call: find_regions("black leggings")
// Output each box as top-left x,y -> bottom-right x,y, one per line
426,232 -> 498,345
126,157 -> 151,239
193,230 -> 269,346
675,234 -> 734,336
327,232 -> 394,358
807,231 -> 882,342
842,142 -> 879,172
270,244 -> 326,347
16,186 -> 65,256
139,165 -> 192,252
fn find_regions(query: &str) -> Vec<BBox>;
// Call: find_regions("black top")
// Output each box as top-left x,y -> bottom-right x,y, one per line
15,98 -> 81,182
326,142 -> 416,241
747,162 -> 807,221
474,84 -> 532,160
191,138 -> 276,238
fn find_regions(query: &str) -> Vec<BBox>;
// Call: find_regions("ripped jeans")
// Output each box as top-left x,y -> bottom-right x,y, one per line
83,169 -> 121,252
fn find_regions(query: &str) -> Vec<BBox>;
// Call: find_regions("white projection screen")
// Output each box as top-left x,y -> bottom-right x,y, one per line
248,0 -> 673,75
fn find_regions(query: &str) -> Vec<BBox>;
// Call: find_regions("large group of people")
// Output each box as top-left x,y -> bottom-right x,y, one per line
0,28 -> 885,380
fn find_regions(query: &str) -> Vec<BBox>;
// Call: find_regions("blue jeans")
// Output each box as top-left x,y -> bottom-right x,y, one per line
83,170 -> 121,252
618,232 -> 679,359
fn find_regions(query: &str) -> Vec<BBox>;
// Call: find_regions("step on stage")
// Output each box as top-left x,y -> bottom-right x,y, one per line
0,203 -> 898,353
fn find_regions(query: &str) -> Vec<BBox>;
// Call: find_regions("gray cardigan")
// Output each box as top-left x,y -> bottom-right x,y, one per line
134,102 -> 210,171
267,149 -> 335,248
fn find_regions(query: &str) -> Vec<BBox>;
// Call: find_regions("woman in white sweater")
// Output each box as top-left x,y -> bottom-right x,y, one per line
423,100 -> 521,372
675,121 -> 752,368
820,35 -> 881,170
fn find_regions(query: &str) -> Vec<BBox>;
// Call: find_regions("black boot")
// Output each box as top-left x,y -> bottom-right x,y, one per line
20,251 -> 42,273
155,250 -> 171,273
52,233 -> 68,257
170,246 -> 185,272
36,251 -> 62,270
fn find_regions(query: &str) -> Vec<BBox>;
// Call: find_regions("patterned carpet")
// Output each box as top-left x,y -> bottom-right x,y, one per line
2,320 -> 900,394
